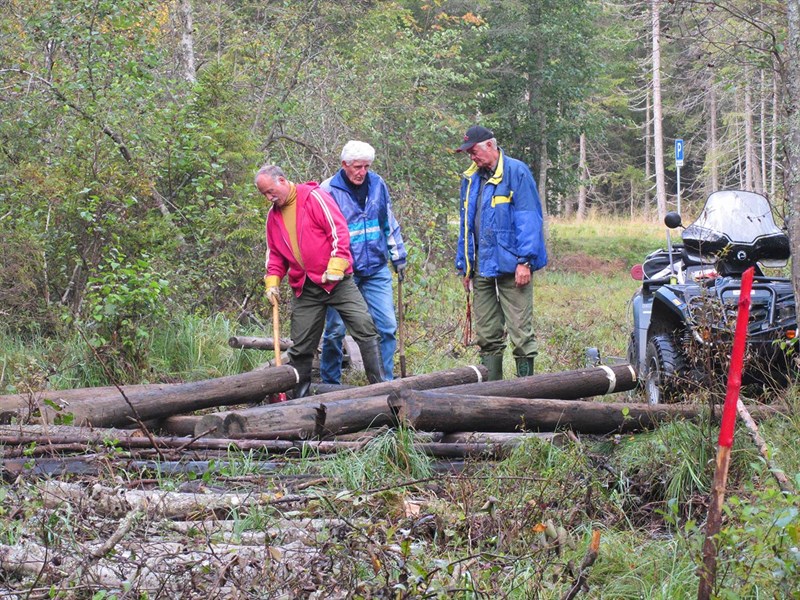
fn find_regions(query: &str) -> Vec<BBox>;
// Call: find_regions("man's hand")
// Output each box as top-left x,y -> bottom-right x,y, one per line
321,270 -> 344,283
265,286 -> 280,305
322,257 -> 349,283
515,263 -> 532,287
462,274 -> 472,293
264,274 -> 282,305
394,261 -> 407,282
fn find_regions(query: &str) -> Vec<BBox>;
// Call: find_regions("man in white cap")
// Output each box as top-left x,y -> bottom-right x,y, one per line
319,140 -> 407,383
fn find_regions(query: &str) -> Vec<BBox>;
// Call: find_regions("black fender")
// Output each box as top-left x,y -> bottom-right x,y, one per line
647,286 -> 690,338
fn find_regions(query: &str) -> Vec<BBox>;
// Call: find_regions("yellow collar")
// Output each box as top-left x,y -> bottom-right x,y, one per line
463,151 -> 504,184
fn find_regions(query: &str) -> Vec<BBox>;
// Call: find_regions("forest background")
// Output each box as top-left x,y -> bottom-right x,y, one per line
2,2 -> 800,597
2,0 -> 800,377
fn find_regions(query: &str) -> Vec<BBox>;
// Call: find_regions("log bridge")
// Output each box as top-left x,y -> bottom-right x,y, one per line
0,362 -> 779,458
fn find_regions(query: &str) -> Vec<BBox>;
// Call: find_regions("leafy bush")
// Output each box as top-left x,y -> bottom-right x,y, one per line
78,247 -> 169,378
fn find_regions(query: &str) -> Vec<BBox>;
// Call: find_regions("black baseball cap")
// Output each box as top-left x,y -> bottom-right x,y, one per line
456,125 -> 494,152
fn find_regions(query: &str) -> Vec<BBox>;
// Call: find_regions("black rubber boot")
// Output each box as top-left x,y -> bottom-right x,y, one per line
515,357 -> 534,378
481,354 -> 504,381
290,358 -> 313,399
358,338 -> 386,384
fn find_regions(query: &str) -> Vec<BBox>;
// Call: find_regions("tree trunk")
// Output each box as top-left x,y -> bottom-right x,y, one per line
177,0 -> 196,83
440,363 -> 637,400
651,0 -> 668,221
744,73 -> 763,193
388,390 -> 782,435
577,132 -> 588,220
228,336 -> 294,350
0,366 -> 299,428
708,76 -> 719,193
771,62 -> 779,199
539,110 -> 551,233
645,86 -> 652,218
761,68 -> 768,192
317,395 -> 397,437
785,0 -> 800,324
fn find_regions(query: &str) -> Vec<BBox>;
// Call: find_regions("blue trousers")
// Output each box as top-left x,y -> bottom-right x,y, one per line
320,265 -> 397,383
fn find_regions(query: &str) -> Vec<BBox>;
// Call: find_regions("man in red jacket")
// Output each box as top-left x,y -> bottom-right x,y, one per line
255,164 -> 383,398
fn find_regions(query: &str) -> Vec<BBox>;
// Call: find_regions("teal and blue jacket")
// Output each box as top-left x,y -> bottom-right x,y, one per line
322,170 -> 407,277
456,150 -> 547,278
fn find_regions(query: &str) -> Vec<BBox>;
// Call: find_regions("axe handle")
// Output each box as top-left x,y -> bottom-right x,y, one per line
270,300 -> 288,403
272,301 -> 282,366
398,277 -> 407,377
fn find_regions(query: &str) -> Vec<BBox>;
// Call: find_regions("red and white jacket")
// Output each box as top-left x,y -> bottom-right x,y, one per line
264,182 -> 353,297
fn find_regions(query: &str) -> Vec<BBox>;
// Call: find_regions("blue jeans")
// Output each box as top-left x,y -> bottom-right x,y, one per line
320,265 -> 397,383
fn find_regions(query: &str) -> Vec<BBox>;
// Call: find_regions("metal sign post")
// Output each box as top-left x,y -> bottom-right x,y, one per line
675,139 -> 684,215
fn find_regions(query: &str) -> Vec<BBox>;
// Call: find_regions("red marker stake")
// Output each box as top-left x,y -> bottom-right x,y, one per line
697,266 -> 754,600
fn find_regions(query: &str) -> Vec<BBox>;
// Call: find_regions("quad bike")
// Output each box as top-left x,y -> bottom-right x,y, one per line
628,190 -> 797,404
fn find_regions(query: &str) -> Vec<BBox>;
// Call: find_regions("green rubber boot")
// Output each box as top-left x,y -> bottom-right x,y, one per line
481,354 -> 504,381
515,357 -> 534,378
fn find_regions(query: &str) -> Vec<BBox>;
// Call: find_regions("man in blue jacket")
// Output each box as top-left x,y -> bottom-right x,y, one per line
319,140 -> 407,383
455,125 -> 547,380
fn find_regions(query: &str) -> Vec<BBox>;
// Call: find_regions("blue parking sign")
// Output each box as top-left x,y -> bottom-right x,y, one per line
675,139 -> 684,167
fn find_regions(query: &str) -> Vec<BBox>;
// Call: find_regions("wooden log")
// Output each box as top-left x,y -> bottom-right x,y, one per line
194,412 -> 229,437
224,403 -> 321,440
40,479 -> 295,518
0,366 -> 299,428
197,395 -> 391,440
0,383 -> 158,417
388,389 -> 783,434
290,365 -> 488,405
316,395 -> 396,437
195,365 -> 488,439
439,431 -> 566,446
155,415 -> 203,437
414,442 -> 513,458
0,425 -> 368,454
440,363 -> 638,400
0,423 -> 147,440
228,336 -> 294,350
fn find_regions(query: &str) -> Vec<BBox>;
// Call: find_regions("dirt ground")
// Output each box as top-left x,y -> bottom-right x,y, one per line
547,252 -> 629,276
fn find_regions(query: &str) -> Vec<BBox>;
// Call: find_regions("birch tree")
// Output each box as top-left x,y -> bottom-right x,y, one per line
651,0 -> 668,221
784,0 -> 800,313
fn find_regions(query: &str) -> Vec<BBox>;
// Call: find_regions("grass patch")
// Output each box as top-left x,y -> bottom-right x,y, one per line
549,217 -> 669,266
318,427 -> 433,491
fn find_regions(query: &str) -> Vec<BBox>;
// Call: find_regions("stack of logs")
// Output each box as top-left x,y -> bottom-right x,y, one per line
0,350 -> 780,463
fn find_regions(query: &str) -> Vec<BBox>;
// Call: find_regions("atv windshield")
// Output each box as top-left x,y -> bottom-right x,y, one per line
682,190 -> 789,269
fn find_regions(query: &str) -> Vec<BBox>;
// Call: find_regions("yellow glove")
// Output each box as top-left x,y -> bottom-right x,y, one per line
321,257 -> 349,283
264,275 -> 281,305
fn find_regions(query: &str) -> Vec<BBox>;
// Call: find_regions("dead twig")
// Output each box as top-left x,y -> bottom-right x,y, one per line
737,398 -> 794,494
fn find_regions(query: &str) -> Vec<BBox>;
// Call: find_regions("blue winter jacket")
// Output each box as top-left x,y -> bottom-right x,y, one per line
321,170 -> 407,277
456,150 -> 547,278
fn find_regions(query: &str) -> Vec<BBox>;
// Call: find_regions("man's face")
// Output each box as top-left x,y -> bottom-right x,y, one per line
342,160 -> 371,185
466,141 -> 498,170
256,174 -> 290,207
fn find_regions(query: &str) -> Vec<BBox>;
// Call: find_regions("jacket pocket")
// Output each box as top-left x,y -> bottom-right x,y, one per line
495,229 -> 519,273
491,194 -> 512,207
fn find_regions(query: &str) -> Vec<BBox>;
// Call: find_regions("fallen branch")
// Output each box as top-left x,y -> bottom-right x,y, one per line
40,480 -> 311,519
737,398 -> 794,494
